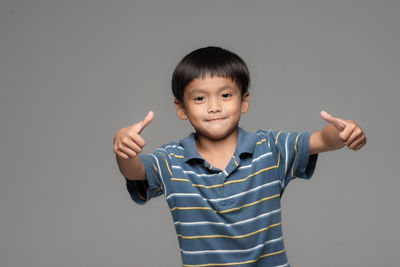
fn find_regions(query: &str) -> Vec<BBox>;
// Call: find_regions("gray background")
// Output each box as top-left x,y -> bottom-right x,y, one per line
1,0 -> 399,266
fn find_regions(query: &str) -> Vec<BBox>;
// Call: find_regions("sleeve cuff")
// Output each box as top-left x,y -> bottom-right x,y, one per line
125,154 -> 163,205
294,131 -> 318,179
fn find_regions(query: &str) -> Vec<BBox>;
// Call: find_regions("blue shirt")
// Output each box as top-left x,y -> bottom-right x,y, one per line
126,128 -> 318,267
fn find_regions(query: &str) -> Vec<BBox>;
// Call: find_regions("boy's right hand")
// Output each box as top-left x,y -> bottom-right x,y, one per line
113,111 -> 154,160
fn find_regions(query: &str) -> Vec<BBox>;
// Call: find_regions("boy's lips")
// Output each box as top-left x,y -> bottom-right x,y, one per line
205,117 -> 226,122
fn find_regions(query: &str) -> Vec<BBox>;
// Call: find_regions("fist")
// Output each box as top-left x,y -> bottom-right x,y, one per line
113,111 -> 154,159
320,110 -> 367,151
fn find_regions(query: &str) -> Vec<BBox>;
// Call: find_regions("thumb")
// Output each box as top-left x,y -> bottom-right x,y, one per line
138,111 -> 154,134
320,110 -> 346,131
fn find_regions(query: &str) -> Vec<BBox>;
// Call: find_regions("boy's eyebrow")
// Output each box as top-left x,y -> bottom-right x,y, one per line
189,85 -> 235,94
218,85 -> 235,91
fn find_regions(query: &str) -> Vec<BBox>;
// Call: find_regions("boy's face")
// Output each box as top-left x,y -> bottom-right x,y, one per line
175,75 -> 249,141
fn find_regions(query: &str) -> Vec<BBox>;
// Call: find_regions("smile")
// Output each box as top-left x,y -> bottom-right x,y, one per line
205,117 -> 226,122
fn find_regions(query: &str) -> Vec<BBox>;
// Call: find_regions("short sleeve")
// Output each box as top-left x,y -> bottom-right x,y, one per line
125,149 -> 172,205
268,130 -> 318,190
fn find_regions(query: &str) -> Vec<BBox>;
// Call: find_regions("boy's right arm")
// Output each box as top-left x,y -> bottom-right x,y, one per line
113,111 -> 154,181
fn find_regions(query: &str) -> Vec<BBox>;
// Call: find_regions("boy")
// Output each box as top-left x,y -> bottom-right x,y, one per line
113,46 -> 366,266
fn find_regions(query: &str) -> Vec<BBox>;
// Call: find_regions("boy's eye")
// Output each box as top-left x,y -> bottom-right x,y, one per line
194,96 -> 205,102
222,93 -> 232,98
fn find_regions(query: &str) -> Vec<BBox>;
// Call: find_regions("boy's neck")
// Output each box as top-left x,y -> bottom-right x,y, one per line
195,127 -> 239,170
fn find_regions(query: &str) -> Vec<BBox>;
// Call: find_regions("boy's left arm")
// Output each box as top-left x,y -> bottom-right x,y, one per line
310,110 -> 367,155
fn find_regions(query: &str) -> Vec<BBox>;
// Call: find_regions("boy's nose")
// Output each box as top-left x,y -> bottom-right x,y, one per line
207,98 -> 222,113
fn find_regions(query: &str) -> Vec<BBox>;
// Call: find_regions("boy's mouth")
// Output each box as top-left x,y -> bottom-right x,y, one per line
205,117 -> 226,122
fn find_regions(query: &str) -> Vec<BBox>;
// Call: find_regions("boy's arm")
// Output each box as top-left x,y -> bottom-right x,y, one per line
113,111 -> 154,180
115,154 -> 146,181
310,111 -> 367,155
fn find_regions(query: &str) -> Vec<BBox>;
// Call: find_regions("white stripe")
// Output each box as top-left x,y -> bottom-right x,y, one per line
181,236 -> 283,254
148,153 -> 167,196
267,131 -> 271,149
166,180 -> 280,202
284,133 -> 289,177
171,166 -> 219,178
275,264 -> 289,267
237,164 -> 252,170
282,133 -> 289,188
175,208 -> 281,227
254,151 -> 272,162
233,152 -> 272,170
212,180 -> 279,202
164,144 -> 184,150
256,131 -> 266,136
167,193 -> 200,199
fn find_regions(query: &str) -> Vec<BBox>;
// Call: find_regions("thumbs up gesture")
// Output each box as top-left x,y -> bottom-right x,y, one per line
320,110 -> 367,151
113,111 -> 154,159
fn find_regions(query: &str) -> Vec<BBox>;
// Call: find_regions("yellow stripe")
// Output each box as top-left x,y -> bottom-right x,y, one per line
177,222 -> 281,240
170,153 -> 184,159
277,147 -> 281,169
183,249 -> 285,267
171,178 -> 190,182
171,179 -> 223,189
256,138 -> 266,146
171,207 -> 212,212
291,133 -> 301,178
275,131 -> 282,146
218,194 -> 280,214
171,178 -> 223,189
170,194 -> 280,214
157,152 -> 172,176
232,156 -> 239,167
194,183 -> 222,189
223,165 -> 278,186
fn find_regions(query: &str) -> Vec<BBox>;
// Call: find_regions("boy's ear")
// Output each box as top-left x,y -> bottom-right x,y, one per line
174,99 -> 188,120
241,91 -> 250,114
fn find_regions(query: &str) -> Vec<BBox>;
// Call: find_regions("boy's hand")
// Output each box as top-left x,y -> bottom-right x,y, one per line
113,111 -> 154,159
320,110 -> 367,151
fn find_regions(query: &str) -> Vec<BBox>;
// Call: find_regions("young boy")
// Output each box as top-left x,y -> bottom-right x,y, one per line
113,46 -> 366,267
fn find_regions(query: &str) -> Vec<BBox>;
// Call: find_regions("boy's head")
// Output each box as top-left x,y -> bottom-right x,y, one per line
171,46 -> 250,104
171,46 -> 251,140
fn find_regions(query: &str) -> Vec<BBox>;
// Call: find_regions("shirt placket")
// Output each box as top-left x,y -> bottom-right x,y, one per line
220,154 -> 240,206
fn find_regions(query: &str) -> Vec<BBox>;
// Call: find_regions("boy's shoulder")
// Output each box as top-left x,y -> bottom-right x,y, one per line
246,128 -> 282,142
160,142 -> 184,151
159,132 -> 195,151
157,141 -> 185,157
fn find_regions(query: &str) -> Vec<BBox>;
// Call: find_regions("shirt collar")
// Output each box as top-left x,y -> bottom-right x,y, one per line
179,127 -> 258,163
179,132 -> 202,163
236,127 -> 258,156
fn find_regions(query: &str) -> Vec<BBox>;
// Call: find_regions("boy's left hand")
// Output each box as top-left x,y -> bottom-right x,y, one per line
320,110 -> 367,151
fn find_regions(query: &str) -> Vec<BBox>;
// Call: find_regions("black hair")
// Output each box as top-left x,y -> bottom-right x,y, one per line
171,46 -> 250,103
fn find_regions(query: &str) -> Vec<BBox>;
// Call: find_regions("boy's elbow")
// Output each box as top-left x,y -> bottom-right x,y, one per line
124,173 -> 147,181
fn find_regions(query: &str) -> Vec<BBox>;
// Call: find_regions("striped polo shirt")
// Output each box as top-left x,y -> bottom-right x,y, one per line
126,127 -> 318,267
